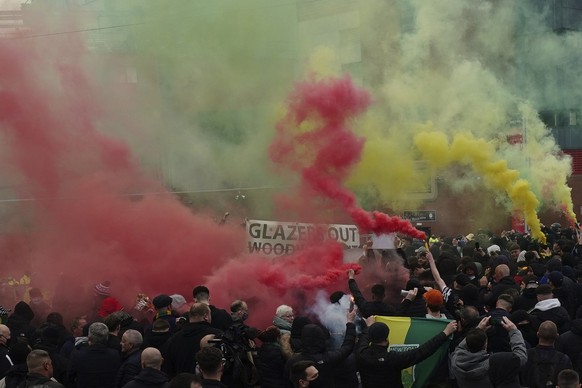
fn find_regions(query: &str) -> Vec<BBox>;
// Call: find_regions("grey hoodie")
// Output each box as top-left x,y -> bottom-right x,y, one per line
451,329 -> 527,388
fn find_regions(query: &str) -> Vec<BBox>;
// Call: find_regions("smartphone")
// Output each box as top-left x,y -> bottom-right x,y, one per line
475,242 -> 480,250
490,316 -> 503,326
400,290 -> 409,297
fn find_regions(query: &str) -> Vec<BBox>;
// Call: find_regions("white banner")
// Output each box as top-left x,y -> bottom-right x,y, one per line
246,219 -> 360,256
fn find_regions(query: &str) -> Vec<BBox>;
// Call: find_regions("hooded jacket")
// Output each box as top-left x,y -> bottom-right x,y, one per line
121,367 -> 169,388
284,323 -> 356,388
451,329 -> 527,388
488,352 -> 524,388
529,298 -> 571,334
555,318 -> 582,365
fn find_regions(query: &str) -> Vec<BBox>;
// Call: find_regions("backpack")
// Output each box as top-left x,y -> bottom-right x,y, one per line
529,348 -> 557,388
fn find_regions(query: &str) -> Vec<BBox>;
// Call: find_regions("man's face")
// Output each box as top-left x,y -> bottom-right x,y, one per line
120,333 -> 132,353
300,366 -> 319,387
281,310 -> 294,324
510,249 -> 520,260
237,302 -> 249,321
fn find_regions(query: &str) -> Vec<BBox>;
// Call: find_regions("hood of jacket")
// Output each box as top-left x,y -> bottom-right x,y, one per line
488,352 -> 521,387
533,298 -> 561,311
453,348 -> 490,381
301,324 -> 327,354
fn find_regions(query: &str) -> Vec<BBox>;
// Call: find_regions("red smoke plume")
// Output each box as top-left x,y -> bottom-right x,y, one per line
270,75 -> 426,240
0,23 -> 245,318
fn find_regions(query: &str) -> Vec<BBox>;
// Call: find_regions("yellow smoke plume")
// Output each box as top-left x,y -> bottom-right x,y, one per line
414,131 -> 546,243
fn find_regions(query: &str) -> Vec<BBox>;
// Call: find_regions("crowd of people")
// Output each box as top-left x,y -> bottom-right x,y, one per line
1,223 -> 582,387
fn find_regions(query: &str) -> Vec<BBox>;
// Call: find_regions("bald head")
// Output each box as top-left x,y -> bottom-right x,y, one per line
141,347 -> 163,370
0,324 -> 10,345
538,320 -> 558,344
495,264 -> 510,278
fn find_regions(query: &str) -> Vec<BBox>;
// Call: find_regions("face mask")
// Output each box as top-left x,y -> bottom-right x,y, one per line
241,312 -> 249,322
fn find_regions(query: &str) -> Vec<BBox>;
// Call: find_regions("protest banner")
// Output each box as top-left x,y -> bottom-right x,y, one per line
246,219 -> 359,256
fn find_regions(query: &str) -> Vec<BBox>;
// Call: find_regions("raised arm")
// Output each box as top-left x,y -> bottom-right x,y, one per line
426,251 -> 446,291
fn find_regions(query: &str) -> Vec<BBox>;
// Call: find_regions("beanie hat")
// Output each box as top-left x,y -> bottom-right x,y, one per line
330,291 -> 345,304
423,289 -> 444,306
170,294 -> 187,310
152,294 -> 173,309
547,271 -> 564,287
98,297 -> 123,317
455,273 -> 471,287
546,258 -> 563,272
368,322 -> 390,343
94,281 -> 111,297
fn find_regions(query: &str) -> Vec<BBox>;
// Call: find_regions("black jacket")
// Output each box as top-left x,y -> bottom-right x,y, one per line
348,279 -> 395,318
356,327 -> 448,388
488,352 -> 524,388
67,343 -> 121,388
3,364 -> 27,388
285,323 -> 356,388
121,367 -> 168,388
163,322 -> 221,377
0,345 -> 12,379
209,306 -> 232,332
257,342 -> 286,388
116,350 -> 142,387
555,318 -> 582,365
530,303 -> 571,334
487,309 -> 512,353
519,345 -> 572,387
